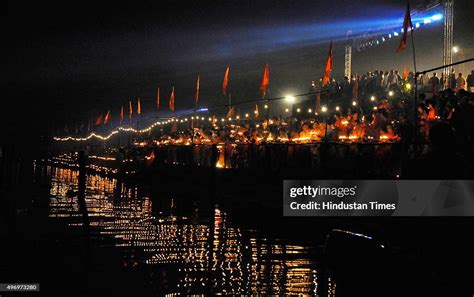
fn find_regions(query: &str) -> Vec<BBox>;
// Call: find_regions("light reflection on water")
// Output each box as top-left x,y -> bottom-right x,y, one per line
46,166 -> 330,295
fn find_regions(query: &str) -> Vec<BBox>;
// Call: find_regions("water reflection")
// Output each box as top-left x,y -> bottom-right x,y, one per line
46,166 -> 328,295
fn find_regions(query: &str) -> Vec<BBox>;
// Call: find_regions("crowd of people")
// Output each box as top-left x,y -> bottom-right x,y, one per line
128,68 -> 471,149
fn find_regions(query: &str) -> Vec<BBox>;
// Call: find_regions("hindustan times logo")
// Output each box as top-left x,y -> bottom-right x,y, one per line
289,185 -> 357,199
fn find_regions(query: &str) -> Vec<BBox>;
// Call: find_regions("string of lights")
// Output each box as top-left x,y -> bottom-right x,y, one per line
53,91 -> 328,142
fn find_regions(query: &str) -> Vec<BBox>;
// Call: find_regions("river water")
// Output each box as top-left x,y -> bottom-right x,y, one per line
41,165 -> 329,296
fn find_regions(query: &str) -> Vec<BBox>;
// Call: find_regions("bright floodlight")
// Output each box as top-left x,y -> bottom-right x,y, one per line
424,18 -> 432,24
285,95 -> 296,103
370,96 -> 376,101
285,108 -> 289,113
352,101 -> 357,106
335,106 -> 340,111
308,108 -> 312,113
394,32 -> 399,36
452,46 -> 459,53
415,22 -> 420,28
431,14 -> 443,21
321,106 -> 328,113
405,83 -> 412,90
296,108 -> 301,113
389,91 -> 394,97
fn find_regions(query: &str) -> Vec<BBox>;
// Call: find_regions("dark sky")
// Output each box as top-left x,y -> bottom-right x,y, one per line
2,0 -> 473,137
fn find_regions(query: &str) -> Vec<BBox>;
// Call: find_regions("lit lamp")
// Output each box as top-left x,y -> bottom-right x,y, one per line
370,96 -> 376,101
285,95 -> 296,103
388,91 -> 394,97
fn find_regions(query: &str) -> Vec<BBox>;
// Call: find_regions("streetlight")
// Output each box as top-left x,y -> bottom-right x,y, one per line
321,106 -> 328,113
452,46 -> 459,53
285,95 -> 296,103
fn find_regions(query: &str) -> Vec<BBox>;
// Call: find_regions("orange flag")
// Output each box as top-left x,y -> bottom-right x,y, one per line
129,101 -> 133,119
137,98 -> 141,115
396,2 -> 413,53
95,113 -> 103,126
222,66 -> 230,96
254,104 -> 259,118
322,41 -> 333,86
195,75 -> 200,105
169,86 -> 175,112
260,63 -> 270,98
156,87 -> 160,110
120,105 -> 124,124
403,66 -> 409,80
104,110 -> 111,124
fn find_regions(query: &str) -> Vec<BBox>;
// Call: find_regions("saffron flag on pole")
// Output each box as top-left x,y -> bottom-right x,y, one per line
322,41 -> 333,86
120,105 -> 124,124
222,66 -> 230,96
260,63 -> 270,98
195,75 -> 200,105
156,87 -> 160,110
95,113 -> 103,126
169,86 -> 175,112
137,98 -> 141,115
104,110 -> 111,124
396,2 -> 413,53
129,101 -> 133,119
403,66 -> 409,80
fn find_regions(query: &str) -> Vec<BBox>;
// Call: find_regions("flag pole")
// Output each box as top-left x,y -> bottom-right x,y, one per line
409,4 -> 419,142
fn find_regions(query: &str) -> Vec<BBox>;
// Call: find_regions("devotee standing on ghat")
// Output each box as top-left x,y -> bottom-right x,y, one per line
466,70 -> 474,92
449,68 -> 457,89
456,72 -> 466,92
429,72 -> 440,95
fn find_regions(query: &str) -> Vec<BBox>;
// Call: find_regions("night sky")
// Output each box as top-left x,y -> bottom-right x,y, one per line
3,0 -> 474,139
